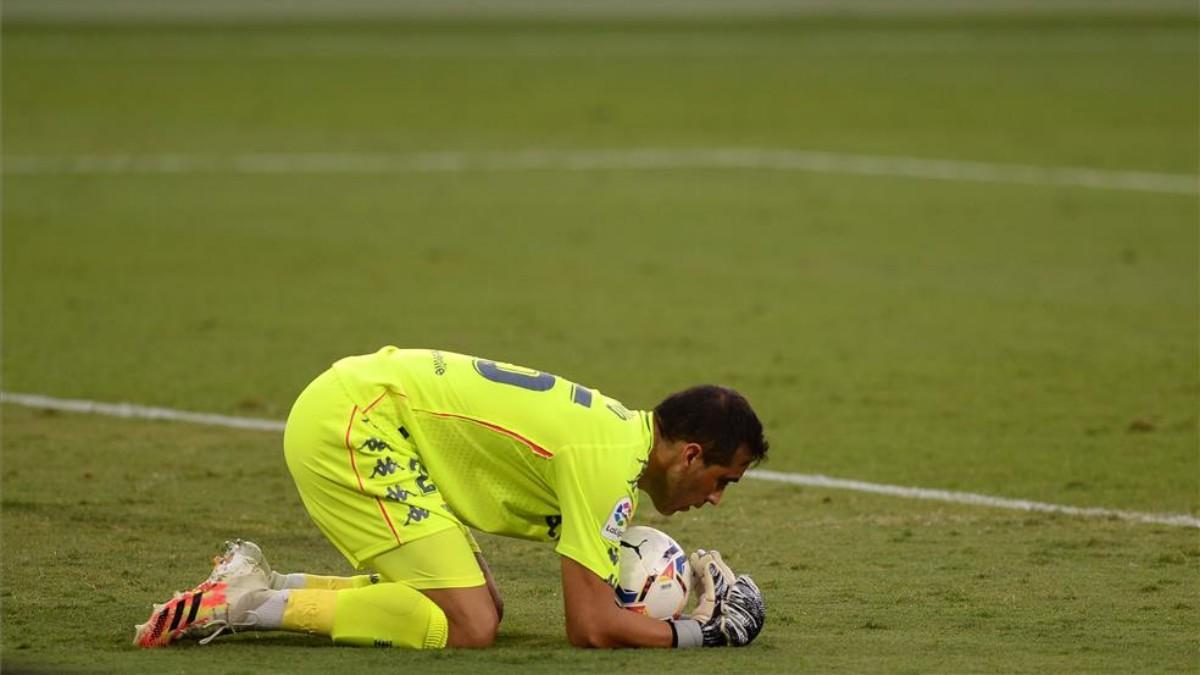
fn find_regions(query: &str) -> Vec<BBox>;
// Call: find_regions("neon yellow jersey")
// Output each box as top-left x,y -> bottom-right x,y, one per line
330,347 -> 652,585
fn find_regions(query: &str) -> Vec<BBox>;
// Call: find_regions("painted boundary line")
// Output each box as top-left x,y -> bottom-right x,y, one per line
747,469 -> 1200,529
1,391 -> 285,433
5,149 -> 1197,195
4,391 -> 1197,528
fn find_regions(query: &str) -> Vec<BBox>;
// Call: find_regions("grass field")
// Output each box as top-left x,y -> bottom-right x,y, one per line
3,4 -> 1198,672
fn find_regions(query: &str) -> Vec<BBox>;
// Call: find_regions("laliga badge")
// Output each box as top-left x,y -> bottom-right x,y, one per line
601,496 -> 634,542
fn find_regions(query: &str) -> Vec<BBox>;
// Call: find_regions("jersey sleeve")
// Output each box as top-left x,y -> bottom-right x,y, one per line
551,444 -> 637,586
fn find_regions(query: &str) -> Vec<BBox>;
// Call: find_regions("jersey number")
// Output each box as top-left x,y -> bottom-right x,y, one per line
473,359 -> 594,408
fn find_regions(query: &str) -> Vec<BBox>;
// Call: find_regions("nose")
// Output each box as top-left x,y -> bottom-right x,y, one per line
706,490 -> 724,506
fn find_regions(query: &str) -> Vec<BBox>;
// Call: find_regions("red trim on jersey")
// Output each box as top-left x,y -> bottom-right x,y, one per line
425,410 -> 554,459
344,405 -> 367,493
344,403 -> 402,545
362,391 -> 389,414
375,497 -> 403,545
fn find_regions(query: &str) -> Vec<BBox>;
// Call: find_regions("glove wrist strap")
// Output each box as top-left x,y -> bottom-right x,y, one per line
669,619 -> 704,648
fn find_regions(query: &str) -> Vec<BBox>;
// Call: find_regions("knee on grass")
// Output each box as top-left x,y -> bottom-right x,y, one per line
446,607 -> 499,648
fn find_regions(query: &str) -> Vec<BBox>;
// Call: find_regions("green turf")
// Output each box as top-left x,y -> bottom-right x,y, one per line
3,406 -> 1197,672
3,10 -> 1198,673
4,16 -> 1198,169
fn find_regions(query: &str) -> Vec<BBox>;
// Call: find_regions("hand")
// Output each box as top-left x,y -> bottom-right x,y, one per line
688,549 -> 736,623
699,575 -> 766,647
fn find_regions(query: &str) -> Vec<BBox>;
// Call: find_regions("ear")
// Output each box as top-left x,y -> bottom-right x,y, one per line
682,442 -> 704,466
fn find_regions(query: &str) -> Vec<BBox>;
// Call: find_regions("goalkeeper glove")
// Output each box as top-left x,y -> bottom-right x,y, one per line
686,549 -> 736,624
670,572 -> 766,647
698,575 -> 766,647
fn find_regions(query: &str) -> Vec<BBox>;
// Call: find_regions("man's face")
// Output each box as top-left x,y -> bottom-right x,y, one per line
654,443 -> 754,515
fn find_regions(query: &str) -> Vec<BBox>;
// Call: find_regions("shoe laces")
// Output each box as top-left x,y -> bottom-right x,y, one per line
193,607 -> 264,644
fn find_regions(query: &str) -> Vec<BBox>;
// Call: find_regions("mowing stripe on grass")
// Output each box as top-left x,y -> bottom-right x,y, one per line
4,390 -> 1197,528
4,149 -> 1197,195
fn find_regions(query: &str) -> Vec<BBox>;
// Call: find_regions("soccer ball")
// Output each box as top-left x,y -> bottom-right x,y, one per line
616,525 -> 691,620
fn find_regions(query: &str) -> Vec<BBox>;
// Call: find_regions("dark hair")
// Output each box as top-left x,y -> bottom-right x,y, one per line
653,385 -> 768,467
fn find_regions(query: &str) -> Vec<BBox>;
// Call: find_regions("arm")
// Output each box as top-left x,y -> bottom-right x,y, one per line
560,556 -> 674,648
475,553 -> 504,623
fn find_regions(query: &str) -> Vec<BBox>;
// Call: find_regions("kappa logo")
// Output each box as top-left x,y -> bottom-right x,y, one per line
601,496 -> 634,542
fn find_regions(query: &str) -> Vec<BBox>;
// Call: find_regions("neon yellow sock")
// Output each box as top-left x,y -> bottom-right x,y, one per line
330,583 -> 449,649
281,584 -> 447,649
299,573 -> 379,590
281,589 -> 337,635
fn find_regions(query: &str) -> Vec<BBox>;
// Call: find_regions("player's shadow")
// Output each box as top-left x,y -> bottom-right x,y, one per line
197,629 -> 560,649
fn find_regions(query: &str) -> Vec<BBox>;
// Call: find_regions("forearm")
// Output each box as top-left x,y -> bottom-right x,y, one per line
474,553 -> 504,622
569,603 -> 674,648
560,555 -> 675,648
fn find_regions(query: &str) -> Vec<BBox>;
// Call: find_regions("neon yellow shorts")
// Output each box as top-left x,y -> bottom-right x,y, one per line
283,367 -> 484,588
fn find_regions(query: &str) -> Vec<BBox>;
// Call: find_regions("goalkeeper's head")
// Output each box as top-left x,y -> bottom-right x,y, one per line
641,385 -> 769,515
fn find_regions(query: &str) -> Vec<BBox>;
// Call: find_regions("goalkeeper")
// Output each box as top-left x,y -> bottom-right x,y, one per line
135,347 -> 768,649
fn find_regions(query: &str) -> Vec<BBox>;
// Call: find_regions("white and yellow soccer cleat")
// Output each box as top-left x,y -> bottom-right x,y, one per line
205,538 -> 295,591
134,540 -> 273,648
207,539 -> 272,584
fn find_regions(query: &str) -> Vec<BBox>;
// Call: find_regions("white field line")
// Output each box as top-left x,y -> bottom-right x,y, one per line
4,149 -> 1197,195
1,391 -> 285,433
4,391 -> 1197,529
746,469 -> 1200,529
